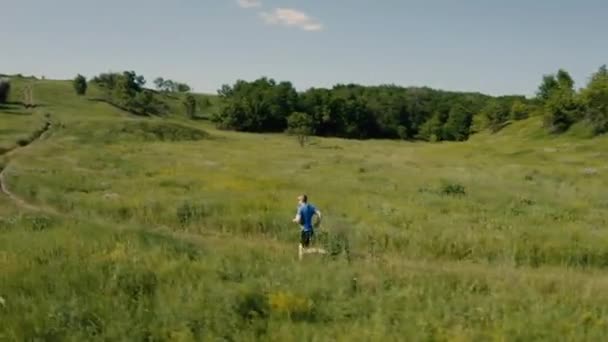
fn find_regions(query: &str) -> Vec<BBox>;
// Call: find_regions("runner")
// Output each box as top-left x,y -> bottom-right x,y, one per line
292,194 -> 323,260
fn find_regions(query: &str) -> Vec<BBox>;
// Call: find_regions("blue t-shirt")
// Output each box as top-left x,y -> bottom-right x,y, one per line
297,203 -> 317,232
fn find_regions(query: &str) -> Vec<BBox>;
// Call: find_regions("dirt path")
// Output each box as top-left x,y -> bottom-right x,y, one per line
0,121 -> 56,214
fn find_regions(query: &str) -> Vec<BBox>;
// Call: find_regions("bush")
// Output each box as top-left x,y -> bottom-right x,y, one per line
268,291 -> 316,322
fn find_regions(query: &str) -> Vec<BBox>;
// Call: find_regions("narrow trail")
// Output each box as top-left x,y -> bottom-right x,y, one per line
0,120 -> 56,214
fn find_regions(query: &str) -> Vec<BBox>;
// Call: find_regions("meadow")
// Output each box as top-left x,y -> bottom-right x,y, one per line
2,77 -> 608,341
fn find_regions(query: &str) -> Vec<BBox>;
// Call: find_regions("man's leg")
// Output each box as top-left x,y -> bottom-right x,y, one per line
299,230 -> 308,261
300,230 -> 313,260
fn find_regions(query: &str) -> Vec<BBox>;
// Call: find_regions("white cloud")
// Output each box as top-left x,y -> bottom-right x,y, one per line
237,0 -> 261,9
260,8 -> 324,32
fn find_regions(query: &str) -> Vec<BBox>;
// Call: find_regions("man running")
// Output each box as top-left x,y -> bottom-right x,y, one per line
292,194 -> 323,260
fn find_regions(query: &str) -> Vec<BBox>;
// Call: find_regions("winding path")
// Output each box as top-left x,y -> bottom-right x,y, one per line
0,121 -> 55,213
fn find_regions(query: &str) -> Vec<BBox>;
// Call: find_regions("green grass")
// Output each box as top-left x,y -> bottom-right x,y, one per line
2,76 -> 608,340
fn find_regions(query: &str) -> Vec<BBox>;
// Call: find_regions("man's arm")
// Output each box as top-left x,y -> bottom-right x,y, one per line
293,207 -> 302,224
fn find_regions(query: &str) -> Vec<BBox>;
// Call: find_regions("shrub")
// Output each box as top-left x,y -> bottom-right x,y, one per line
286,111 -> 314,147
440,181 -> 466,196
234,289 -> 270,337
235,290 -> 270,320
73,74 -> 87,95
268,291 -> 316,322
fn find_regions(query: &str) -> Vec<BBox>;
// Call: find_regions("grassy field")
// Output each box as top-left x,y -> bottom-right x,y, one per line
2,77 -> 608,340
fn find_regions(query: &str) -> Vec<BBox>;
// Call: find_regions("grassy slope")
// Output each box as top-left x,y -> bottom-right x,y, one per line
2,77 -> 608,340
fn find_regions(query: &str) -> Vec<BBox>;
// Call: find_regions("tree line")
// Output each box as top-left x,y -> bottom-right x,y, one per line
212,78 -> 531,141
212,65 -> 607,142
5,66 -> 607,142
86,72 -> 196,116
88,71 -> 168,116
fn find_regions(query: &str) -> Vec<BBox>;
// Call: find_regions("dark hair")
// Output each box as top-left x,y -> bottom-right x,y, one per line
300,194 -> 308,203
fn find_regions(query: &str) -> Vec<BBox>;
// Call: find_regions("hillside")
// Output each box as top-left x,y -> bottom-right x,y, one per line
2,77 -> 608,340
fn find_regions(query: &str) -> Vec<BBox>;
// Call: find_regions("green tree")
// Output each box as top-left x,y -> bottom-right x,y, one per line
113,72 -> 138,108
510,100 -> 529,120
92,71 -> 167,116
443,105 -> 473,141
153,78 -> 190,93
543,89 -> 582,133
481,100 -> 510,133
556,69 -> 575,91
539,68 -> 582,134
419,111 -> 445,141
536,75 -> 559,101
183,94 -> 197,119
537,69 -> 576,101
162,80 -> 175,92
287,112 -> 314,147
580,65 -> 608,134
177,83 -> 191,93
91,72 -> 119,100
131,91 -> 166,116
154,77 -> 165,91
0,78 -> 10,103
73,74 -> 87,96
213,77 -> 297,132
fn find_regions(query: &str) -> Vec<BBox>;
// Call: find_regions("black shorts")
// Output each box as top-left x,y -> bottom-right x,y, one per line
300,230 -> 313,247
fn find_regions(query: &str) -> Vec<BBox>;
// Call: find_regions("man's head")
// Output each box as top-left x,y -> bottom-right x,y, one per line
298,194 -> 308,204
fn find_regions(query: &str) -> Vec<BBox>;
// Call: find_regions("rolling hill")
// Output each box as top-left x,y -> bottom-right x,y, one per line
2,75 -> 608,340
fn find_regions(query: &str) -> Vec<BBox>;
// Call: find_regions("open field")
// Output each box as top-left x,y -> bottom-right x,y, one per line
2,77 -> 608,340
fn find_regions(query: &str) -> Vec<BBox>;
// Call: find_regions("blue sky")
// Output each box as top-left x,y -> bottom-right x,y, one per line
2,0 -> 606,96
